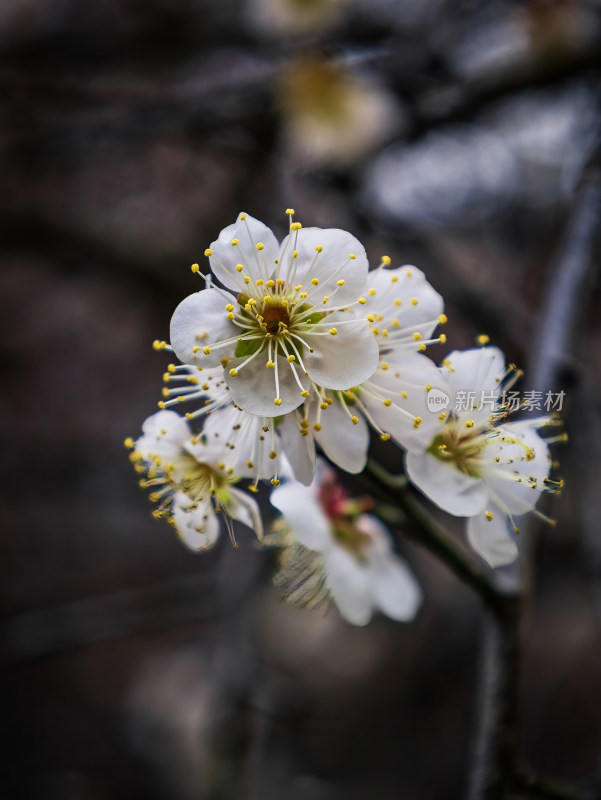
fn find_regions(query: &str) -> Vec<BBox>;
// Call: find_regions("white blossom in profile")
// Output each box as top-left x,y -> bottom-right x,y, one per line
126,410 -> 263,551
403,347 -> 562,568
169,211 -> 379,417
270,463 -> 422,626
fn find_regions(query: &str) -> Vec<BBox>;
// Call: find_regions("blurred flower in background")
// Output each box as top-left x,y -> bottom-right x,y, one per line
276,54 -> 403,169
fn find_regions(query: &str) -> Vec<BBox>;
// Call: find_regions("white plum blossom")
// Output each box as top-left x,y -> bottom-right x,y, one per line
126,410 -> 263,551
270,464 -> 422,626
169,212 -> 379,417
404,347 -> 561,568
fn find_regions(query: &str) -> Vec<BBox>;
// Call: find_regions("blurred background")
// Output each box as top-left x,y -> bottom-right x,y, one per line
1,0 -> 601,797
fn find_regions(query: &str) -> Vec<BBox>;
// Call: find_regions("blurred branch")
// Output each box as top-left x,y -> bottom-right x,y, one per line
529,161 -> 601,393
469,159 -> 601,800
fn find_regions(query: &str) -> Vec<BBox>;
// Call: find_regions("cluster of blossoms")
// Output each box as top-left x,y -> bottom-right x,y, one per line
127,212 -> 563,625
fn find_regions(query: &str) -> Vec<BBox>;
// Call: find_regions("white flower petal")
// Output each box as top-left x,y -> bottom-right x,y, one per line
482,423 -> 551,514
361,353 -> 447,449
303,315 -> 379,389
324,547 -> 374,626
314,398 -> 369,473
277,413 -> 317,486
136,410 -> 191,461
278,227 -> 369,304
371,555 -> 422,622
226,353 -> 310,416
365,265 -> 444,341
172,492 -> 220,551
170,289 -> 238,368
229,486 -> 264,540
405,450 -> 488,516
466,504 -> 519,568
209,213 -> 280,290
270,481 -> 330,552
443,347 -> 506,400
197,405 -> 282,481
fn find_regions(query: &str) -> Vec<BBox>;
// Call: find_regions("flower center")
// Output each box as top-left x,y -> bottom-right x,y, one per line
427,423 -> 487,478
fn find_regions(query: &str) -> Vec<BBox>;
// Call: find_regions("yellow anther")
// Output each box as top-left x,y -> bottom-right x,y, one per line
229,368 -> 238,376
263,295 -> 272,303
240,213 -> 247,220
192,345 -> 200,353
311,278 -> 319,286
466,420 -> 475,428
294,284 -> 303,291
382,255 -> 391,265
418,343 -> 426,351
401,390 -> 408,399
300,419 -> 310,428
413,332 -> 422,341
123,437 -> 134,449
167,364 -> 176,373
163,372 -> 170,382
225,303 -> 234,312
271,478 -> 281,487
349,253 -> 356,260
269,450 -> 277,459
439,314 -> 448,324
393,299 -> 402,307
266,360 -> 275,369
300,390 -> 310,398
485,511 -> 494,521
191,263 -> 200,273
381,362 -> 389,370
351,415 -> 359,425
265,280 -> 275,289
292,249 -> 299,259
322,296 -> 329,304
161,387 -> 169,397
406,269 -> 413,277
231,238 -> 239,246
413,416 -> 423,428
411,297 -> 419,306
476,334 -> 490,346
328,328 -> 338,336
391,275 -> 399,283
290,222 -> 302,230
246,460 -> 254,469
380,433 -> 391,441
299,292 -> 308,299
203,346 -> 211,355
158,401 -> 166,409
358,297 -> 366,304
286,208 -> 295,215
438,411 -> 447,421
287,355 -> 296,363
227,313 -> 234,320
367,314 -> 376,323
276,278 -> 284,286
256,242 -> 264,251
439,333 -> 447,344
256,279 -> 264,286
383,398 -> 392,407
320,402 -> 328,410
205,247 -> 214,256
368,288 -> 377,296
236,264 -> 244,272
